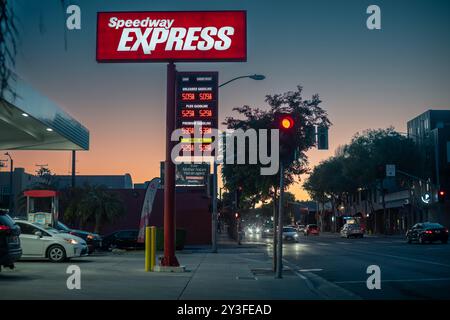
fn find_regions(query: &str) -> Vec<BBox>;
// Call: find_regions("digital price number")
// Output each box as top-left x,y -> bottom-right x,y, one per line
181,92 -> 214,102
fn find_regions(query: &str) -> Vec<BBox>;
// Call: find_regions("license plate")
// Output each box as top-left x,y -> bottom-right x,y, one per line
435,230 -> 440,234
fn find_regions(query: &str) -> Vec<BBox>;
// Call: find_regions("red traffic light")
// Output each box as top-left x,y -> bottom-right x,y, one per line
439,191 -> 445,196
280,115 -> 294,130
234,212 -> 240,219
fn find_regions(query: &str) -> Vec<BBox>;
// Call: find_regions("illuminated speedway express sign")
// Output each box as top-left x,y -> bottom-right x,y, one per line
96,11 -> 247,62
176,72 -> 218,156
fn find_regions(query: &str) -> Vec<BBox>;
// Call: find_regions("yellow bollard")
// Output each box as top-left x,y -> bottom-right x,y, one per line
145,226 -> 151,272
150,226 -> 156,271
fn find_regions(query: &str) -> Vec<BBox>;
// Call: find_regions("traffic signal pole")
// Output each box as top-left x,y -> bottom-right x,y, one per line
161,61 -> 179,267
212,162 -> 218,253
276,162 -> 284,279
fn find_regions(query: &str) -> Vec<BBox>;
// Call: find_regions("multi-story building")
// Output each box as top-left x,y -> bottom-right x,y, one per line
407,110 -> 450,189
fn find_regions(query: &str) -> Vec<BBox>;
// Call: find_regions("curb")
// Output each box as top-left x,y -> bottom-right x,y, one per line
282,259 -> 362,300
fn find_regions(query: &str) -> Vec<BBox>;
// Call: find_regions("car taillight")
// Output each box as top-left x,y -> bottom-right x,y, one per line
0,225 -> 11,231
445,229 -> 449,233
425,230 -> 433,234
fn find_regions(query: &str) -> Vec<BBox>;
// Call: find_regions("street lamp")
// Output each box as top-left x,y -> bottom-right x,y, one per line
4,153 -> 13,213
219,74 -> 266,88
210,73 -> 266,253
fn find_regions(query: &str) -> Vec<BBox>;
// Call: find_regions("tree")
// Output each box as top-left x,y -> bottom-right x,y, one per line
304,127 -> 426,231
35,167 -> 57,189
64,184 -> 125,233
222,86 -> 331,203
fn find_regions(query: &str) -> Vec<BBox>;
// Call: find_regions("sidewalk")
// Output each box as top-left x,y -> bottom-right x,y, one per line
1,233 -> 358,300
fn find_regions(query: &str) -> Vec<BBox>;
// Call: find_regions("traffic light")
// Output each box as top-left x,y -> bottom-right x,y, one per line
274,113 -> 298,163
234,212 -> 240,220
438,190 -> 447,203
317,126 -> 329,150
235,186 -> 243,209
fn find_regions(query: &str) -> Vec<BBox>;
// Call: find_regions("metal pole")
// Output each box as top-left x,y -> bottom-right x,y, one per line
382,179 -> 387,234
276,162 -> 284,279
272,188 -> 278,272
212,162 -> 218,253
9,158 -> 13,213
161,61 -> 179,267
71,150 -> 76,188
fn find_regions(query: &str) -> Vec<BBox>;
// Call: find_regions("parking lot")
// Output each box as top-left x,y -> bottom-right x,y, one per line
0,251 -> 193,300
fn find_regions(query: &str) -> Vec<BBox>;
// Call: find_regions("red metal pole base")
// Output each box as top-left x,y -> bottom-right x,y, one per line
161,61 -> 180,267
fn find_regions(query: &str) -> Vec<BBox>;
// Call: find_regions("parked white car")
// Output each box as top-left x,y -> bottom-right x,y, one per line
14,220 -> 88,262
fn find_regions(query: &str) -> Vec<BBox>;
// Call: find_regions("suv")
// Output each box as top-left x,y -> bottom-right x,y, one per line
0,210 -> 22,271
341,223 -> 364,238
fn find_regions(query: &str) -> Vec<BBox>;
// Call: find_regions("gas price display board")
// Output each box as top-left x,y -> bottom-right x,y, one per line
176,72 -> 218,156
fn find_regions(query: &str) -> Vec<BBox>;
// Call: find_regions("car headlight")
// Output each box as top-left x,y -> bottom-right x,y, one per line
65,239 -> 78,245
265,229 -> 270,233
256,228 -> 261,233
294,234 -> 299,237
87,234 -> 94,240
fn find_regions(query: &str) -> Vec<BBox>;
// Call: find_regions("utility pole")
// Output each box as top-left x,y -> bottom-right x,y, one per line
276,162 -> 284,279
381,179 -> 387,234
212,162 -> 218,253
4,153 -> 13,213
272,187 -> 278,272
71,150 -> 76,188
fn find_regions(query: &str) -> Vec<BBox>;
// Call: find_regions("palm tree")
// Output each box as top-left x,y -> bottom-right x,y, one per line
64,184 -> 125,233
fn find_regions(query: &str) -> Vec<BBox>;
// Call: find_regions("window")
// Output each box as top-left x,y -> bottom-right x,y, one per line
17,223 -> 40,235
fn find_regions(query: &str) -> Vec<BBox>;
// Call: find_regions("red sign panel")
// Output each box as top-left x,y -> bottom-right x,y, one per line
97,11 -> 247,62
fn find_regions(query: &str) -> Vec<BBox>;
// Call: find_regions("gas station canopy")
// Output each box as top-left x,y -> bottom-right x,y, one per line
0,76 -> 89,150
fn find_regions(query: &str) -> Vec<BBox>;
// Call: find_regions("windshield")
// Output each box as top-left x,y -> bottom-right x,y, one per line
57,221 -> 71,231
283,227 -> 297,232
33,223 -> 60,234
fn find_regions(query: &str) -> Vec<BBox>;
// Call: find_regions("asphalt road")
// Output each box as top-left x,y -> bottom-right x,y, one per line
252,232 -> 450,299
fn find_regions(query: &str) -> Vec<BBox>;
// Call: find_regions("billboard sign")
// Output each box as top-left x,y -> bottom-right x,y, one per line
160,162 -> 210,186
97,11 -> 247,62
176,72 -> 218,156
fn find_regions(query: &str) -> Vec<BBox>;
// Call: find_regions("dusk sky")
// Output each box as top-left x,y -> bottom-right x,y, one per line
6,0 -> 450,200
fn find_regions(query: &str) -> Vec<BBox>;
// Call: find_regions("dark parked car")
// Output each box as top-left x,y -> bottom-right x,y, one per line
54,222 -> 102,254
0,211 -> 22,271
406,222 -> 448,244
101,230 -> 144,250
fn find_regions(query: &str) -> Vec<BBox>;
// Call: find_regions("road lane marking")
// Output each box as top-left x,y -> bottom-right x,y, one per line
336,242 -> 351,245
316,242 -> 330,246
334,278 -> 450,284
341,248 -> 450,268
299,269 -> 323,272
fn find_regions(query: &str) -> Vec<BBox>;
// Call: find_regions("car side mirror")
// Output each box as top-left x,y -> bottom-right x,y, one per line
34,231 -> 43,238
